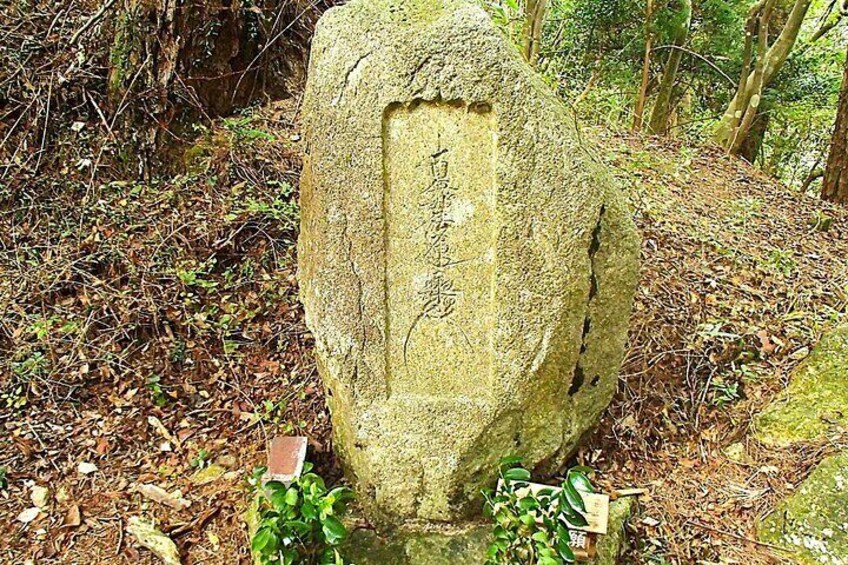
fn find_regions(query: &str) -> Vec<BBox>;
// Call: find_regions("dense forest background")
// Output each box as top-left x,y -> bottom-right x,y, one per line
488,0 -> 846,195
2,0 -> 845,192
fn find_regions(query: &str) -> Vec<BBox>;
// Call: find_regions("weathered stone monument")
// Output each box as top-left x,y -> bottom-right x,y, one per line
298,0 -> 640,527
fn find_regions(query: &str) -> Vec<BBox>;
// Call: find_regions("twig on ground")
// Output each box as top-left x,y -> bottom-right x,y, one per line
70,0 -> 118,45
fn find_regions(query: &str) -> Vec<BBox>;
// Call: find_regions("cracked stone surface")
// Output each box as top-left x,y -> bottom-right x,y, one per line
298,0 -> 640,527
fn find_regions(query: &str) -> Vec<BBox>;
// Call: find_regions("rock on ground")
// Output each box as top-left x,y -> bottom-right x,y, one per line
755,324 -> 848,446
299,0 -> 638,525
758,451 -> 848,565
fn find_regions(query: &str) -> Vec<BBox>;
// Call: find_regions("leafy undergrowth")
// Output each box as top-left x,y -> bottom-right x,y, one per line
1,113 -> 847,564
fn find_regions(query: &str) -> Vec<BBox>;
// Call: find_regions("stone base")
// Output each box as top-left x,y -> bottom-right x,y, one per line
342,498 -> 633,564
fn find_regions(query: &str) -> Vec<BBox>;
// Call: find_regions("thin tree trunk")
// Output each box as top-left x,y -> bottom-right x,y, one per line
714,0 -> 813,148
822,44 -> 848,205
648,0 -> 692,134
720,0 -> 763,144
801,167 -> 825,193
633,0 -> 654,132
738,100 -> 771,163
729,0 -> 775,155
523,0 -> 547,66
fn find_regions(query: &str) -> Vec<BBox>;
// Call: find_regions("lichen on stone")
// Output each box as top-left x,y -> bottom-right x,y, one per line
755,324 -> 848,446
758,451 -> 848,565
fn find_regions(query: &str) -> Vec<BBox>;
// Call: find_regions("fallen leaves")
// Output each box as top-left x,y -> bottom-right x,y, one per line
189,464 -> 226,486
77,462 -> 98,475
30,485 -> 50,508
17,507 -> 41,524
62,505 -> 81,528
126,516 -> 182,565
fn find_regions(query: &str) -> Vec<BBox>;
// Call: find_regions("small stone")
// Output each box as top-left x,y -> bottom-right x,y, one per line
30,485 -> 50,508
78,462 -> 98,475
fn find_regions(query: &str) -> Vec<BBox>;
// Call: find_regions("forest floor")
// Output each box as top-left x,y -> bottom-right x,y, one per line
1,103 -> 847,564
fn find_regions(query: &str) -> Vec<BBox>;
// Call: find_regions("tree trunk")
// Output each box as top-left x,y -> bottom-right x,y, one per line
523,0 -> 548,66
108,0 -> 320,172
728,0 -> 774,156
822,45 -> 848,205
633,0 -> 654,132
738,100 -> 771,163
714,0 -> 813,149
648,0 -> 692,135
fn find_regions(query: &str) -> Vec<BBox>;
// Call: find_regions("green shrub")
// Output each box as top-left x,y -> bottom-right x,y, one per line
483,457 -> 594,565
252,463 -> 355,565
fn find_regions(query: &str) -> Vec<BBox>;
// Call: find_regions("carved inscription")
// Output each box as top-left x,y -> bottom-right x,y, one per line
384,101 -> 497,398
420,141 -> 459,320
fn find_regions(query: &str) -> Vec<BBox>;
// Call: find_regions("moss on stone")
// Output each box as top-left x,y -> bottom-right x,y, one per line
754,324 -> 848,446
594,497 -> 633,565
300,0 -> 639,526
341,498 -> 633,564
757,451 -> 848,565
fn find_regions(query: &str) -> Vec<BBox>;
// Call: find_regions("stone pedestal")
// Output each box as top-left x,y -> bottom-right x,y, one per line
299,0 -> 639,526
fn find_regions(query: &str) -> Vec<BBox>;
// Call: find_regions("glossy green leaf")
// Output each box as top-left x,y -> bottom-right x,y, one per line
567,469 -> 594,493
557,537 -> 576,563
321,515 -> 347,545
251,527 -> 278,554
561,480 -> 586,513
284,487 -> 299,506
503,467 -> 531,481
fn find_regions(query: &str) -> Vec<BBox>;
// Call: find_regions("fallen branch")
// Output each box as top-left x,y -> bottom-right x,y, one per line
70,0 -> 117,45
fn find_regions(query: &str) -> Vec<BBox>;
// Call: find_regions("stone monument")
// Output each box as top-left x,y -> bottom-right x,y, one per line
298,0 -> 640,527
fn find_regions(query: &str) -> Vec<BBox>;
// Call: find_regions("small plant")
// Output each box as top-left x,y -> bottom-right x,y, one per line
710,377 -> 741,407
191,448 -> 211,469
252,462 -> 354,565
482,457 -> 594,565
763,248 -> 797,277
0,467 -> 8,490
145,374 -> 169,406
249,399 -> 288,426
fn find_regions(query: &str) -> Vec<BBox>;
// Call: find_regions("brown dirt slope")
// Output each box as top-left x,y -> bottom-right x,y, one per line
1,118 -> 847,564
590,133 -> 848,564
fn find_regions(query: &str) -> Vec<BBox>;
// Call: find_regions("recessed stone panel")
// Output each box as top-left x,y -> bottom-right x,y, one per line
384,101 -> 497,398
